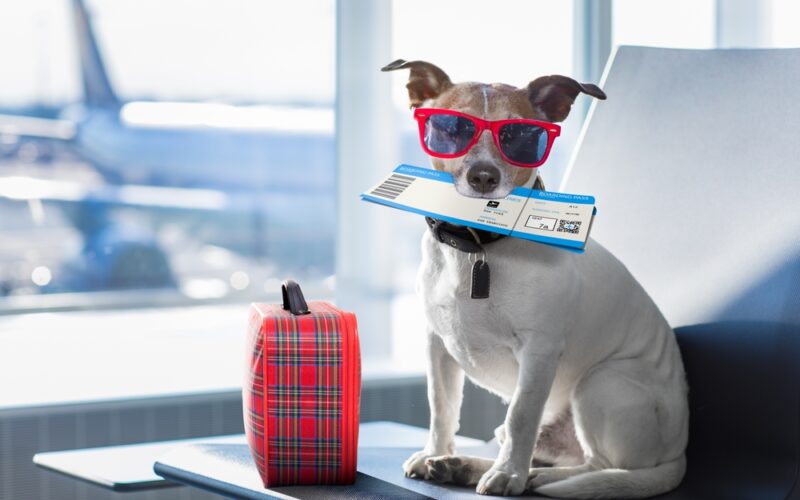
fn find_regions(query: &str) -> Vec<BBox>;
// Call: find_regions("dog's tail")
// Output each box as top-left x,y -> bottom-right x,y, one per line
534,455 -> 686,499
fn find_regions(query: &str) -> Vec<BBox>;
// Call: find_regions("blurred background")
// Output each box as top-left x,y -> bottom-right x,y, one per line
1,1 -> 799,499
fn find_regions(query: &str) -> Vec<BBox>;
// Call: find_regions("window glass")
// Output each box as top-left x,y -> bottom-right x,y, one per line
392,0 -> 574,109
613,0 -> 716,49
770,0 -> 800,47
0,0 -> 335,311
0,0 -> 80,106
89,0 -> 335,103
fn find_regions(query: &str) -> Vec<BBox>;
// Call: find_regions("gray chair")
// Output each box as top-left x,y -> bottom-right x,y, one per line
563,46 -> 800,500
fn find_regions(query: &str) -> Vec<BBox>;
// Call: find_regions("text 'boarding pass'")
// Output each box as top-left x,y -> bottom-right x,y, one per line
361,164 -> 597,252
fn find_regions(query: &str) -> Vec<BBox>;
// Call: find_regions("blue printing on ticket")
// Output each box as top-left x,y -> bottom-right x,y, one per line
528,190 -> 594,205
394,164 -> 450,181
513,187 -> 534,197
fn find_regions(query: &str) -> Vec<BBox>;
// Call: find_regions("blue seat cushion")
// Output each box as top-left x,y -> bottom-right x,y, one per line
658,322 -> 800,499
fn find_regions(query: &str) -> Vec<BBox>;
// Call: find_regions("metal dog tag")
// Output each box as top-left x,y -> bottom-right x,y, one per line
471,260 -> 490,299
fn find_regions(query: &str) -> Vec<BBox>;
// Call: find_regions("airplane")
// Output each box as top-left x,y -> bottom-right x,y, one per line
0,0 -> 337,299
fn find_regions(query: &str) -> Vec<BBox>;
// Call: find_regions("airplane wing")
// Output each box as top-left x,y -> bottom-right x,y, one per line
0,114 -> 77,141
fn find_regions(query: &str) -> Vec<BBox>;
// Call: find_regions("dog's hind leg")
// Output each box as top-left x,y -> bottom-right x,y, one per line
425,455 -> 494,486
532,409 -> 584,467
525,463 -> 598,491
533,360 -> 687,498
569,360 -> 682,470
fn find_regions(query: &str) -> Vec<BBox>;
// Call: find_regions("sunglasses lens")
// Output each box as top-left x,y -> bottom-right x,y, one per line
424,114 -> 477,155
498,123 -> 548,165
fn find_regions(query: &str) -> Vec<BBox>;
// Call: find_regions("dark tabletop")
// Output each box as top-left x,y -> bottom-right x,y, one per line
154,440 -> 549,499
33,421 -> 484,494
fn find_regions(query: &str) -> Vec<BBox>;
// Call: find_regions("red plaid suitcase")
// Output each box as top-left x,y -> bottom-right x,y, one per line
243,280 -> 361,487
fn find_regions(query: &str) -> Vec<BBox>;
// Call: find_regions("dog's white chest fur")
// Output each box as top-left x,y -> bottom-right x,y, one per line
417,235 -> 520,396
416,230 -> 567,400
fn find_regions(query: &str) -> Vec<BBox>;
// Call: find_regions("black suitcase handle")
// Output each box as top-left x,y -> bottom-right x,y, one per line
281,280 -> 310,315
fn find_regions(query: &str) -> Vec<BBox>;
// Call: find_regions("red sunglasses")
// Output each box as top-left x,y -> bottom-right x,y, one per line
413,108 -> 561,168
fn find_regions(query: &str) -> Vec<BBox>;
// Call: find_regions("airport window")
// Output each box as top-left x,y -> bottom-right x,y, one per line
770,0 -> 800,47
613,0 -> 716,49
90,0 -> 335,104
0,0 -> 81,107
1,0 -> 577,360
0,0 -> 336,311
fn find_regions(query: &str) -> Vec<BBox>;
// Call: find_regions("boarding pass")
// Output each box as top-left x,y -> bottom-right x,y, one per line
361,164 -> 597,252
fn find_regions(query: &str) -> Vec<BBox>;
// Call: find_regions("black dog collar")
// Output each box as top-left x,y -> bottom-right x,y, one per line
425,217 -> 505,253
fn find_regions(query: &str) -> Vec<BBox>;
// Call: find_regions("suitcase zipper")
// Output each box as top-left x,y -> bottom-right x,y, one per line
345,311 -> 360,481
345,312 -> 354,480
341,308 -> 354,482
333,305 -> 358,482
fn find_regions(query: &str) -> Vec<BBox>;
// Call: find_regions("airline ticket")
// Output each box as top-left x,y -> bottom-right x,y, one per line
361,164 -> 596,252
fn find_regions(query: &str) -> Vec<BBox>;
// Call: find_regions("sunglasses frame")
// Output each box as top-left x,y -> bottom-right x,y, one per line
413,107 -> 561,168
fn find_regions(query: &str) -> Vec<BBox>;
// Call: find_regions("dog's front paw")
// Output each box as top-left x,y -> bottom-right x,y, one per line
476,465 -> 527,496
425,456 -> 483,486
403,450 -> 436,479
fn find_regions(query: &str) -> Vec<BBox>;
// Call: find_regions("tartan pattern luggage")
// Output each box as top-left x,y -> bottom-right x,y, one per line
243,280 -> 361,487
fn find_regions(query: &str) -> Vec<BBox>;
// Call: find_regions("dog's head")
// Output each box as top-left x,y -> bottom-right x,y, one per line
382,59 -> 606,199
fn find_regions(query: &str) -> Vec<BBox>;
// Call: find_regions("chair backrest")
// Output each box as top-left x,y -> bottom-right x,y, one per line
563,46 -> 800,328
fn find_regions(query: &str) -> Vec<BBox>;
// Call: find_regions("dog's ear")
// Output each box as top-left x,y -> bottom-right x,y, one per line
526,75 -> 606,122
381,59 -> 453,108
533,175 -> 546,191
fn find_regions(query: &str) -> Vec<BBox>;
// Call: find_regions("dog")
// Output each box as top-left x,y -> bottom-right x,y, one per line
381,60 -> 689,498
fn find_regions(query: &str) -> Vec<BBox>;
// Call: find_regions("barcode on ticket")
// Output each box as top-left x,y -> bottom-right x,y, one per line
370,174 -> 415,200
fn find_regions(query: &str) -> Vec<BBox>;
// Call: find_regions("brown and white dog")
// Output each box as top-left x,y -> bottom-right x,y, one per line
382,59 -> 689,498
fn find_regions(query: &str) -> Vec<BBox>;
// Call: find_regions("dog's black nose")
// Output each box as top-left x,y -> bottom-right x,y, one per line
466,163 -> 501,194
